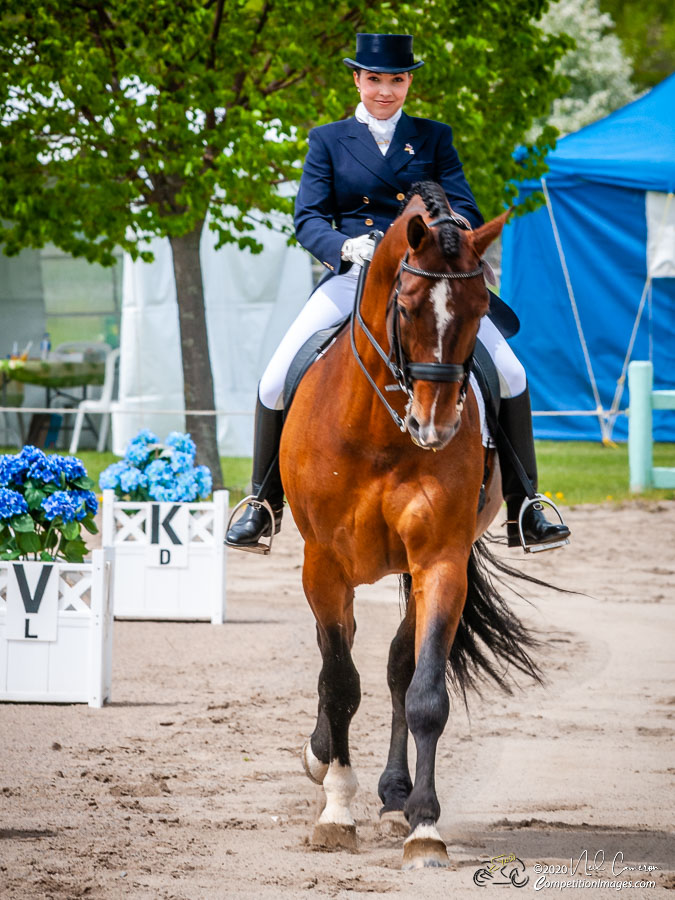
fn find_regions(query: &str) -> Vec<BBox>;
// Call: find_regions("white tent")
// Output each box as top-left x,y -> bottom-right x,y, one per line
113,219 -> 312,456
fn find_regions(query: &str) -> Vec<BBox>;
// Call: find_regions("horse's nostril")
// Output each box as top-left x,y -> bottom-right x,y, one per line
408,414 -> 419,432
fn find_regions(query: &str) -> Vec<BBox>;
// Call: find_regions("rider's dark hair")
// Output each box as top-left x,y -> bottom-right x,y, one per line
400,181 -> 461,259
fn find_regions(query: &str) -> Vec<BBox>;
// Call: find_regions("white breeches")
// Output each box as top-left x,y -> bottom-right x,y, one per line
258,267 -> 526,410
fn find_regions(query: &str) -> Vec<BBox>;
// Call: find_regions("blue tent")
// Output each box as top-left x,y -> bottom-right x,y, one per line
501,74 -> 675,442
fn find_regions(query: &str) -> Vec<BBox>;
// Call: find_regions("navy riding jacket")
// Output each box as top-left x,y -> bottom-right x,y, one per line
294,112 -> 483,275
294,112 -> 519,336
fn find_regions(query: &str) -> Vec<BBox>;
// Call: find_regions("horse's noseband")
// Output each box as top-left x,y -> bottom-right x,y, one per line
349,216 -> 486,434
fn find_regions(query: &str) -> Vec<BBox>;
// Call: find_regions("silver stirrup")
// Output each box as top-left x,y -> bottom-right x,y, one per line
225,495 -> 276,555
518,493 -> 570,554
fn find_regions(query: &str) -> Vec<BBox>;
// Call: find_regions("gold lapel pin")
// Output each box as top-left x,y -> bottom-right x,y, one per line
404,143 -> 415,155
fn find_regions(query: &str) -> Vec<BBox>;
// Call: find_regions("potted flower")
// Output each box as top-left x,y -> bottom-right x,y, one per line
0,446 -> 113,707
100,430 -> 228,623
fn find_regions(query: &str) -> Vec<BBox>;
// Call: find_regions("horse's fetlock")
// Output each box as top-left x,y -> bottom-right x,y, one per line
378,768 -> 413,807
405,801 -> 441,832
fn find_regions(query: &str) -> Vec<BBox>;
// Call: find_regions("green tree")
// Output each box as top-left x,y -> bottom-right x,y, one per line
599,0 -> 675,90
0,1 -> 569,481
531,0 -> 636,138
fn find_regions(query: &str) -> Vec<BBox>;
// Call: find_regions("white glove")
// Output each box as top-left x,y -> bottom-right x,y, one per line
341,233 -> 375,266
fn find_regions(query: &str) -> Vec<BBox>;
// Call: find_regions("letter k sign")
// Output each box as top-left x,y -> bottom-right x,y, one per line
6,563 -> 59,641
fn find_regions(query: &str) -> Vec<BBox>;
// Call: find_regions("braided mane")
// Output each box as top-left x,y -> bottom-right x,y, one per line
399,181 -> 461,260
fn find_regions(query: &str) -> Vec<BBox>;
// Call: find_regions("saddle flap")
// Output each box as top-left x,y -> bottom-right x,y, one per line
283,317 -> 349,417
471,339 -> 500,437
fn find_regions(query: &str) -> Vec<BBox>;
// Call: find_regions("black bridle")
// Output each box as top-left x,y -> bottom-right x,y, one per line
350,216 -> 485,433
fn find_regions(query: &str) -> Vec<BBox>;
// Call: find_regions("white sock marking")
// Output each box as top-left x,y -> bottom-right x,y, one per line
317,761 -> 358,826
404,822 -> 444,845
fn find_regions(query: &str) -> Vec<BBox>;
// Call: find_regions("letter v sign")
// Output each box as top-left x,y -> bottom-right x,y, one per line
6,562 -> 59,641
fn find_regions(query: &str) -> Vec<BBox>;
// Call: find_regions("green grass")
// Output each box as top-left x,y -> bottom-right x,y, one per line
535,440 -> 675,505
3,443 -> 675,506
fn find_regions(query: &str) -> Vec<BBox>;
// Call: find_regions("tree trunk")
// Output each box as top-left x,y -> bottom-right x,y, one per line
169,220 -> 224,491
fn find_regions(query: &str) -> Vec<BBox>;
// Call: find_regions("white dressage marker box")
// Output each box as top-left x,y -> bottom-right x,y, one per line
0,549 -> 114,707
102,490 -> 228,623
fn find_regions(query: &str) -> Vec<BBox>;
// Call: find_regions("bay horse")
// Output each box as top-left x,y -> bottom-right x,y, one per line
280,182 -> 541,869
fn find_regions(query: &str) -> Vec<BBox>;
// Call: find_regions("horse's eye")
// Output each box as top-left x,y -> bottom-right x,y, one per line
399,306 -> 412,322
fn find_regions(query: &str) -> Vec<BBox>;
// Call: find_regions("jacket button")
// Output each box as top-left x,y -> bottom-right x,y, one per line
365,218 -> 374,226
363,196 -> 370,204
396,192 -> 405,201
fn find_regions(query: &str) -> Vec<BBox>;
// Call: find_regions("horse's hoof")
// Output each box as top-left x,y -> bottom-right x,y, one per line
311,822 -> 358,851
302,740 -> 328,785
379,810 -> 409,837
402,825 -> 449,870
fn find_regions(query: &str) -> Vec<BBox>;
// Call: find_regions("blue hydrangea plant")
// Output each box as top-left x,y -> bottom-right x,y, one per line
99,430 -> 212,503
0,446 -> 98,563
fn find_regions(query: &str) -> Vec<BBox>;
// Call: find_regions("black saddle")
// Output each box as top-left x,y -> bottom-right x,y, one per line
472,338 -> 501,437
284,318 -> 501,443
283,317 -> 349,417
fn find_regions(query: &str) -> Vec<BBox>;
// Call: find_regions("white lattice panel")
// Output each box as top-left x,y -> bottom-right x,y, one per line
0,550 -> 114,707
102,491 -> 227,623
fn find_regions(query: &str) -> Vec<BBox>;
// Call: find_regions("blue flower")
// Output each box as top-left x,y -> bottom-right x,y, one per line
18,445 -> 45,466
193,465 -> 212,499
125,441 -> 152,467
42,491 -> 86,523
150,483 -> 176,502
73,490 -> 98,516
0,454 -> 26,487
174,472 -> 199,502
145,458 -> 172,484
57,456 -> 88,482
0,488 -> 28,520
133,429 -> 159,445
27,450 -> 61,484
119,467 -> 148,494
168,450 -> 195,474
165,432 -> 196,460
99,460 -> 131,491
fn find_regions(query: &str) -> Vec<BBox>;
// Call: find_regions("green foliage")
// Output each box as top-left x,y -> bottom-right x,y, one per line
0,0 -> 570,261
599,0 -> 675,90
531,0 -> 636,138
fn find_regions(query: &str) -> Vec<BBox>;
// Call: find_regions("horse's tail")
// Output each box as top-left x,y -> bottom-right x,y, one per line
399,537 -> 552,703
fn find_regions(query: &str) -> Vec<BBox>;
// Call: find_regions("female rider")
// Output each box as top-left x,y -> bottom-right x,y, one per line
226,33 -> 570,552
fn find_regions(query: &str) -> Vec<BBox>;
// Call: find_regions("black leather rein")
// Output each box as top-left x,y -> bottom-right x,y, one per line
350,216 -> 486,433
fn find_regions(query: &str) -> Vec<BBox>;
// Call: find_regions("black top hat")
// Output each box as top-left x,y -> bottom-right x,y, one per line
343,33 -> 424,74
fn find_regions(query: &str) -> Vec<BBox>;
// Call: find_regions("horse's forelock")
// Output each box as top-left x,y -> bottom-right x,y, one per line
398,181 -> 461,260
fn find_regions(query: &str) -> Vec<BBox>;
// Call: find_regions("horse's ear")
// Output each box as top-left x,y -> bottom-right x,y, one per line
471,209 -> 512,257
407,214 -> 430,251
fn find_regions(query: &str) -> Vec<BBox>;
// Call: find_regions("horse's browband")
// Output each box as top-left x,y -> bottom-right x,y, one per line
400,259 -> 484,280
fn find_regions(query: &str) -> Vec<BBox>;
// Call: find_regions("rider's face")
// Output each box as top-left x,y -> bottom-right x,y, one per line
354,70 -> 413,120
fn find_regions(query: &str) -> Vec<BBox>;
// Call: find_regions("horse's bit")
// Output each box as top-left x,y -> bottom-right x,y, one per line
349,216 -> 485,433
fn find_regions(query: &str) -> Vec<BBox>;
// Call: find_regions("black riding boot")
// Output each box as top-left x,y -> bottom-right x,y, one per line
225,399 -> 284,547
499,386 -> 571,549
